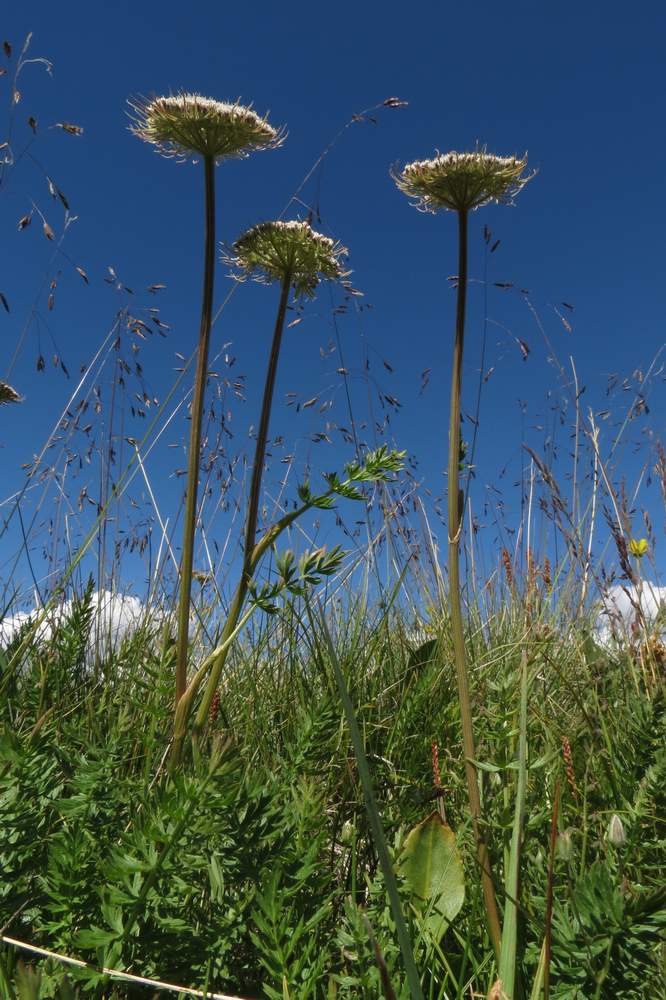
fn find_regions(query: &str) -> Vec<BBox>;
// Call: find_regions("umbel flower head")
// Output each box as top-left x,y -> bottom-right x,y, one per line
129,93 -> 284,162
392,148 -> 534,213
226,220 -> 348,298
0,381 -> 21,405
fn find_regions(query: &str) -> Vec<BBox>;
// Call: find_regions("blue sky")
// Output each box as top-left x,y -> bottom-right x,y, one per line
1,0 -> 665,600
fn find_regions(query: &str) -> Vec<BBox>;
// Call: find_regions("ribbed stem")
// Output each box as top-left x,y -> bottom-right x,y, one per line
174,154 -> 216,707
191,273 -> 292,738
241,274 -> 291,586
447,209 -> 502,959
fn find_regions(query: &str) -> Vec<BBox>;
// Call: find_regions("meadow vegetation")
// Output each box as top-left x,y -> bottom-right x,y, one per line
1,34 -> 665,1000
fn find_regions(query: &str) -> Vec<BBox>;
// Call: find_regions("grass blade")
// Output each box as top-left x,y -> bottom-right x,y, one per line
309,598 -> 425,1000
498,650 -> 529,998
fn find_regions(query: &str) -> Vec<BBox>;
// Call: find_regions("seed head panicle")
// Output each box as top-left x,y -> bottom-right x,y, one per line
225,220 -> 348,299
209,688 -> 221,725
501,547 -> 514,588
392,147 -> 534,213
561,735 -> 579,801
128,93 -> 284,163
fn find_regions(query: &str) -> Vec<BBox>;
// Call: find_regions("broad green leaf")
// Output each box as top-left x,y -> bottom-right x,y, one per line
209,852 -> 224,901
75,926 -> 120,949
407,638 -> 438,671
15,963 -> 41,1000
399,811 -> 465,938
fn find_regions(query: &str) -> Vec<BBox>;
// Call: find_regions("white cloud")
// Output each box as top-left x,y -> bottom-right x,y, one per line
596,582 -> 666,646
0,590 -> 156,654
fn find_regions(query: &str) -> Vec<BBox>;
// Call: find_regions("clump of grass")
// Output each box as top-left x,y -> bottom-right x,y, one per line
2,574 -> 665,998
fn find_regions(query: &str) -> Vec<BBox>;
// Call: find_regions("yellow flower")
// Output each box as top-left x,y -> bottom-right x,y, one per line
629,537 -> 648,558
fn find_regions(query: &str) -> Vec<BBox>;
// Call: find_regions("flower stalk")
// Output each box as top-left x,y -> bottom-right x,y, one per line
448,208 -> 502,958
393,147 -> 534,961
129,92 -> 282,713
191,271 -> 291,739
169,441 -> 404,765
241,274 -> 291,594
169,220 -> 348,763
174,153 -> 216,704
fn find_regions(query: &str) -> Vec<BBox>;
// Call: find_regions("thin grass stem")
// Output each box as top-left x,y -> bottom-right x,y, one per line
310,598 -> 425,1000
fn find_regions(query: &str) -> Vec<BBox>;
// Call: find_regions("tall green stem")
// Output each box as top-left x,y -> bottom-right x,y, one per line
240,274 -> 291,588
189,273 -> 292,740
175,154 -> 216,707
447,209 -> 502,958
171,485 -> 326,765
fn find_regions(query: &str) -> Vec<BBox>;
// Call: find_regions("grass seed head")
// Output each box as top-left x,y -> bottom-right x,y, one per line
561,735 -> 579,800
392,148 -> 534,213
226,220 -> 348,299
556,829 -> 574,861
129,93 -> 284,162
608,813 -> 626,847
501,547 -> 514,588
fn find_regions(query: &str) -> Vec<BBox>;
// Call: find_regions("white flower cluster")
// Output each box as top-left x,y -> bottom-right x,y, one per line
129,92 -> 283,162
393,148 -> 533,213
228,219 -> 347,298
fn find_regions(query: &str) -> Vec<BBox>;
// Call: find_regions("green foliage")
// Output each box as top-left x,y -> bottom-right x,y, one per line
547,863 -> 666,998
1,577 -> 664,997
398,812 -> 465,938
251,546 -> 345,611
5,961 -> 79,1000
249,780 -> 336,997
49,578 -> 97,681
336,890 -> 410,1000
322,446 -> 406,502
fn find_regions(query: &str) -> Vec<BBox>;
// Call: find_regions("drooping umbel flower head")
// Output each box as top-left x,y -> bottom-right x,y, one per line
0,381 -> 21,405
129,93 -> 284,162
392,148 -> 534,213
226,220 -> 348,298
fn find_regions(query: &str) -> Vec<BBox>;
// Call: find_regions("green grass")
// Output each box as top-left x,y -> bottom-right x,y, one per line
1,568 -> 664,998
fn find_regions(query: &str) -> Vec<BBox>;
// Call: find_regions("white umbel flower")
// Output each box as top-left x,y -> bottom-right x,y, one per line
0,380 -> 21,405
129,93 -> 284,162
226,220 -> 348,298
393,148 -> 534,213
